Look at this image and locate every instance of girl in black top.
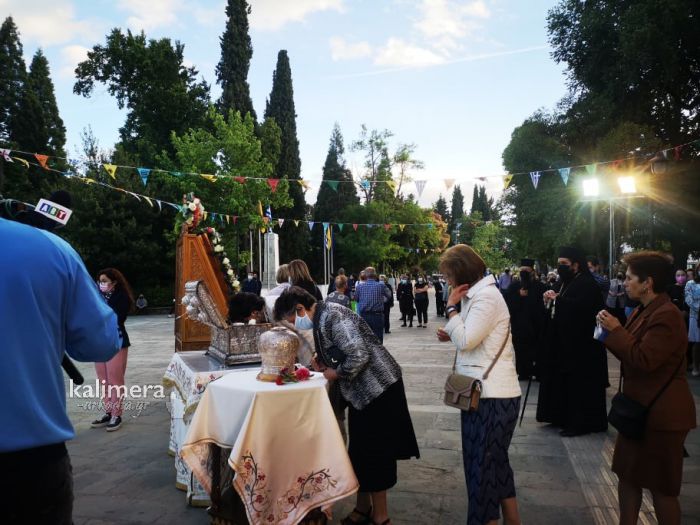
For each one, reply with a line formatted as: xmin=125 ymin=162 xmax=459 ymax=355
xmin=91 ymin=268 xmax=135 ymax=432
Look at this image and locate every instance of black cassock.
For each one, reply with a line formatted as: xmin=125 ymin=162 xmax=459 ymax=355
xmin=505 ymin=279 xmax=547 ymax=379
xmin=536 ymin=271 xmax=608 ymax=433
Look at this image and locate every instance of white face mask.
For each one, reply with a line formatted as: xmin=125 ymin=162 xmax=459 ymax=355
xmin=417 ymin=279 xmax=424 ymax=284
xmin=98 ymin=282 xmax=112 ymax=293
xmin=248 ymin=274 xmax=254 ymax=280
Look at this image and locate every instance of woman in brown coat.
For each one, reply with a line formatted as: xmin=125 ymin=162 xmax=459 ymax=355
xmin=597 ymin=251 xmax=696 ymax=525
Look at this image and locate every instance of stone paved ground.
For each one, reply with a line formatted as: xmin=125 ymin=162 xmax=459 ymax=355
xmin=66 ymin=307 xmax=700 ymax=524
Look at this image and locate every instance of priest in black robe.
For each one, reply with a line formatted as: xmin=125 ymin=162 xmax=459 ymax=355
xmin=505 ymin=258 xmax=548 ymax=379
xmin=536 ymin=246 xmax=609 ymax=437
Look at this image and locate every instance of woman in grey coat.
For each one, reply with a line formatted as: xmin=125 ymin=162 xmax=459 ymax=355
xmin=274 ymin=287 xmax=419 ymax=525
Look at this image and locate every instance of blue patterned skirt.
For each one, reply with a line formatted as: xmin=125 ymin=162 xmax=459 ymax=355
xmin=461 ymin=397 xmax=520 ymax=525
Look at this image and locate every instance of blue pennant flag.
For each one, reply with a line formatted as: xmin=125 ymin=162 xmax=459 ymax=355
xmin=322 ymin=222 xmax=329 ymax=232
xmin=137 ymin=167 xmax=151 ymax=186
xmin=308 ymin=221 xmax=315 ymax=231
xmin=558 ymin=167 xmax=570 ymax=186
xmin=361 ymin=180 xmax=370 ymax=190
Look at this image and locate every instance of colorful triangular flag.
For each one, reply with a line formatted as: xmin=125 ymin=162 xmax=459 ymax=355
xmin=585 ymin=163 xmax=597 ymax=176
xmin=326 ymin=180 xmax=339 ymax=192
xmin=529 ymin=171 xmax=541 ymax=189
xmin=352 ymin=224 xmax=359 ymax=231
xmin=299 ymin=180 xmax=311 ymax=191
xmin=386 ymin=180 xmax=397 ymax=194
xmin=278 ymin=218 xmax=285 ymax=227
xmin=308 ymin=221 xmax=315 ymax=231
xmin=399 ymin=224 xmax=406 ymax=232
xmin=414 ymin=180 xmax=426 ymax=198
xmin=200 ymin=174 xmax=216 ymax=183
xmin=35 ymin=154 xmax=49 ymax=169
xmin=503 ymin=174 xmax=513 ymax=189
xmin=444 ymin=178 xmax=455 ymax=190
xmin=338 ymin=223 xmax=344 ymax=232
xmin=137 ymin=168 xmax=151 ymax=186
xmin=558 ymin=167 xmax=570 ymax=186
xmin=267 ymin=178 xmax=280 ymax=192
xmin=322 ymin=222 xmax=329 ymax=232
xmin=234 ymin=176 xmax=246 ymax=184
xmin=0 ymin=149 xmax=12 ymax=162
xmin=294 ymin=220 xmax=300 ymax=227
xmin=361 ymin=180 xmax=370 ymax=190
xmin=103 ymin=163 xmax=117 ymax=180
xmin=12 ymin=157 xmax=29 ymax=168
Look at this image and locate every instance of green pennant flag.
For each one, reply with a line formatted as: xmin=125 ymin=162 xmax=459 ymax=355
xmin=338 ymin=223 xmax=344 ymax=232
xmin=585 ymin=163 xmax=597 ymax=176
xmin=326 ymin=180 xmax=339 ymax=192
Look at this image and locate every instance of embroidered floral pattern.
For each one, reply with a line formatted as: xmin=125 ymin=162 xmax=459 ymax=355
xmin=235 ymin=451 xmax=337 ymax=524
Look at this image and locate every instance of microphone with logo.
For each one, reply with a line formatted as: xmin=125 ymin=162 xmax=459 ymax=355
xmin=15 ymin=190 xmax=85 ymax=385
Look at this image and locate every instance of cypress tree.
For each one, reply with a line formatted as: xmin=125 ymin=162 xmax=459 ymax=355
xmin=264 ymin=50 xmax=308 ymax=261
xmin=434 ymin=194 xmax=450 ymax=224
xmin=477 ymin=185 xmax=491 ymax=220
xmin=0 ymin=17 xmax=27 ymax=144
xmin=216 ymin=0 xmax=256 ymax=121
xmin=470 ymin=184 xmax=479 ymax=215
xmin=450 ymin=185 xmax=465 ymax=228
xmin=27 ymin=49 xmax=66 ymax=156
xmin=314 ymin=124 xmax=358 ymax=221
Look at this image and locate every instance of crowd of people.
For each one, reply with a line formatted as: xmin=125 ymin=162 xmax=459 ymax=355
xmin=3 ymin=200 xmax=698 ymax=525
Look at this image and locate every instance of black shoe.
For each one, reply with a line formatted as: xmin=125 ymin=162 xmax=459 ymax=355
xmin=106 ymin=416 xmax=122 ymax=432
xmin=91 ymin=413 xmax=111 ymax=428
xmin=409 ymin=323 xmax=413 ymax=327
xmin=385 ymin=331 xmax=391 ymax=334
xmin=401 ymin=323 xmax=406 ymax=327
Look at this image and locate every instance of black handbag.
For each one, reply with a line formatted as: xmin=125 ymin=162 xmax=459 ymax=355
xmin=608 ymin=357 xmax=683 ymax=440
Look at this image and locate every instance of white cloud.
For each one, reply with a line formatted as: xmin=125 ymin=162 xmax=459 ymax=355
xmin=374 ymin=38 xmax=445 ymax=68
xmin=414 ymin=0 xmax=490 ymax=53
xmin=1 ymin=0 xmax=101 ymax=47
xmin=59 ymin=44 xmax=90 ymax=79
xmin=329 ymin=37 xmax=372 ymax=61
xmin=249 ymin=0 xmax=344 ymax=31
xmin=118 ymin=0 xmax=185 ymax=32
xmin=191 ymin=2 xmax=226 ymax=27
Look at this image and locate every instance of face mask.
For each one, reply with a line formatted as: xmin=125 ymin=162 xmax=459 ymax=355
xmin=676 ymin=275 xmax=687 ymax=285
xmin=294 ymin=310 xmax=314 ymax=330
xmin=98 ymin=282 xmax=112 ymax=293
xmin=519 ymin=271 xmax=531 ymax=284
xmin=558 ymin=264 xmax=573 ymax=282
xmin=401 ymin=279 xmax=407 ymax=284
xmin=417 ymin=279 xmax=424 ymax=284
xmin=248 ymin=274 xmax=254 ymax=280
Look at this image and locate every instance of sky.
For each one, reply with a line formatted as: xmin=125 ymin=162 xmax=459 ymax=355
xmin=2 ymin=0 xmax=569 ymax=210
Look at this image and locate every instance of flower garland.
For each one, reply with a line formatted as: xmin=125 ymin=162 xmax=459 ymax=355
xmin=207 ymin=226 xmax=240 ymax=292
xmin=181 ymin=192 xmax=205 ymax=229
xmin=275 ymin=365 xmax=311 ymax=386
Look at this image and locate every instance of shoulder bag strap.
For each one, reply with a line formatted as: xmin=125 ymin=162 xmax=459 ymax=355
xmin=482 ymin=321 xmax=511 ymax=380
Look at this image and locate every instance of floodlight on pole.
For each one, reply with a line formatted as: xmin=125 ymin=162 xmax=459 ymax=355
xmin=617 ymin=176 xmax=637 ymax=194
xmin=582 ymin=178 xmax=600 ymax=197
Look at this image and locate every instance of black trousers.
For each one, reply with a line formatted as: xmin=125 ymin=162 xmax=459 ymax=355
xmin=436 ymin=297 xmax=445 ymax=316
xmin=0 ymin=443 xmax=73 ymax=525
xmin=415 ymin=298 xmax=428 ymax=324
xmin=384 ymin=304 xmax=392 ymax=333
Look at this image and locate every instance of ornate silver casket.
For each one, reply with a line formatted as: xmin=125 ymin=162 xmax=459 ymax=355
xmin=181 ymin=280 xmax=270 ymax=366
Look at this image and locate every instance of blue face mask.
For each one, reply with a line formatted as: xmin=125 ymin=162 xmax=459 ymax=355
xmin=294 ymin=310 xmax=314 ymax=330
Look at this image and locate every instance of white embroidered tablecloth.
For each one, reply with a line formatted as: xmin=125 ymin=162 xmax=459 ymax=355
xmin=162 ymin=351 xmax=258 ymax=505
xmin=181 ymin=370 xmax=358 ymax=525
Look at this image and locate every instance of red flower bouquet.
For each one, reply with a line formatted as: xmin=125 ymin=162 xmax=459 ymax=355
xmin=275 ymin=365 xmax=311 ymax=385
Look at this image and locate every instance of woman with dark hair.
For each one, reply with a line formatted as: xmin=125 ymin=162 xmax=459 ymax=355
xmin=287 ymin=259 xmax=323 ymax=300
xmin=273 ymin=287 xmax=419 ymax=525
xmin=686 ymin=262 xmax=700 ymax=376
xmin=597 ymin=251 xmax=695 ymax=524
xmin=228 ymin=292 xmax=267 ymax=323
xmin=91 ymin=268 xmax=135 ymax=432
xmin=436 ymin=244 xmax=521 ymax=525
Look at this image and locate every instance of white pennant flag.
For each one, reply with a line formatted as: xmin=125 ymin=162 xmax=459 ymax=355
xmin=278 ymin=218 xmax=285 ymax=227
xmin=444 ymin=178 xmax=455 ymax=190
xmin=0 ymin=149 xmax=13 ymax=162
xmin=414 ymin=180 xmax=426 ymax=198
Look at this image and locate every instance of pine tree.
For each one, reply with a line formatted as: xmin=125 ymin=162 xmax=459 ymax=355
xmin=264 ymin=50 xmax=308 ymax=261
xmin=433 ymin=194 xmax=450 ymax=224
xmin=314 ymin=124 xmax=358 ymax=221
xmin=450 ymin=185 xmax=465 ymax=232
xmin=216 ymin=0 xmax=256 ymax=121
xmin=477 ymin=185 xmax=491 ymax=221
xmin=27 ymin=49 xmax=66 ymax=156
xmin=470 ymin=185 xmax=479 ymax=215
xmin=0 ymin=17 xmax=26 ymax=144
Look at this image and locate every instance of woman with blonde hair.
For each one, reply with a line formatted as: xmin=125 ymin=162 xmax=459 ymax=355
xmin=436 ymin=244 xmax=521 ymax=525
xmin=287 ymin=259 xmax=323 ymax=300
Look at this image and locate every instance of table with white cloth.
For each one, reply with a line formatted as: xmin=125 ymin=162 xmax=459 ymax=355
xmin=181 ymin=369 xmax=359 ymax=525
xmin=162 ymin=351 xmax=258 ymax=506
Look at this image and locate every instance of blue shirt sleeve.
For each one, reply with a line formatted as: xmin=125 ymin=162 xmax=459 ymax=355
xmin=64 ymin=250 xmax=122 ymax=362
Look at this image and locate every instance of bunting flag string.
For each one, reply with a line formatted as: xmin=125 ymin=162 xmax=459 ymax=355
xmin=503 ymin=174 xmax=513 ymax=189
xmin=137 ymin=167 xmax=150 ymax=186
xmin=325 ymin=180 xmax=339 ymax=192
xmin=103 ymin=163 xmax=117 ymax=180
xmin=414 ymin=180 xmax=426 ymax=198
xmin=529 ymin=171 xmax=541 ymax=190
xmin=35 ymin=154 xmax=49 ymax=170
xmin=267 ymin=178 xmax=280 ymax=192
xmin=558 ymin=167 xmax=570 ymax=186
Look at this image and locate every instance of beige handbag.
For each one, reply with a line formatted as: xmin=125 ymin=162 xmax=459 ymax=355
xmin=444 ymin=321 xmax=510 ymax=412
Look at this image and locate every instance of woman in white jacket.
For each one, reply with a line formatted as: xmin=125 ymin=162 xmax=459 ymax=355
xmin=436 ymin=244 xmax=522 ymax=525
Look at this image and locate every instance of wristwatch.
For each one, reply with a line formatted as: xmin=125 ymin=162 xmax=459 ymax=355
xmin=445 ymin=305 xmax=458 ymax=316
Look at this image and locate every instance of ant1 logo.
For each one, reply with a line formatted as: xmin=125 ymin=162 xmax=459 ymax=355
xmin=35 ymin=198 xmax=72 ymax=225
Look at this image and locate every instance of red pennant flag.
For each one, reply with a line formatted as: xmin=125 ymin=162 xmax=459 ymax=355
xmin=267 ymin=178 xmax=280 ymax=192
xmin=384 ymin=224 xmax=392 ymax=231
xmin=612 ymin=159 xmax=623 ymax=170
xmin=234 ymin=176 xmax=246 ymax=184
xmin=233 ymin=216 xmax=238 ymax=225
xmin=352 ymin=224 xmax=359 ymax=231
xmin=35 ymin=154 xmax=49 ymax=169
xmin=674 ymin=146 xmax=683 ymax=161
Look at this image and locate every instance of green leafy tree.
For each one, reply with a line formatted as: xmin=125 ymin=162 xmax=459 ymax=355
xmin=0 ymin=17 xmax=26 ymax=144
xmin=264 ymin=50 xmax=308 ymax=261
xmin=393 ymin=143 xmax=424 ymax=197
xmin=216 ymin=0 xmax=256 ymax=121
xmin=314 ymin=124 xmax=358 ymax=222
xmin=351 ymin=125 xmax=394 ymax=203
xmin=74 ymin=28 xmax=210 ymax=165
xmin=28 ymin=50 xmax=66 ymax=157
xmin=471 ymin=221 xmax=511 ymax=272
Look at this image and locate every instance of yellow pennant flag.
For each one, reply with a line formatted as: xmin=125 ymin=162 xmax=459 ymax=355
xmin=399 ymin=224 xmax=406 ymax=232
xmin=84 ymin=177 xmax=96 ymax=184
xmin=200 ymin=174 xmax=217 ymax=183
xmin=103 ymin=163 xmax=117 ymax=180
xmin=386 ymin=180 xmax=397 ymax=194
xmin=503 ymin=174 xmax=514 ymax=189
xmin=298 ymin=180 xmax=311 ymax=191
xmin=143 ymin=196 xmax=154 ymax=207
xmin=257 ymin=201 xmax=263 ymax=217
xmin=11 ymin=157 xmax=29 ymax=169
xmin=225 ymin=215 xmax=230 ymax=224
xmin=294 ymin=220 xmax=300 ymax=227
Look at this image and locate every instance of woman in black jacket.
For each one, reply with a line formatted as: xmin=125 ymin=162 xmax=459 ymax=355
xmin=288 ymin=259 xmax=323 ymax=300
xmin=91 ymin=268 xmax=135 ymax=432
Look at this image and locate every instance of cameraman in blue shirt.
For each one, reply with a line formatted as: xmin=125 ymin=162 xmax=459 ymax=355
xmin=0 ymin=217 xmax=121 ymax=524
